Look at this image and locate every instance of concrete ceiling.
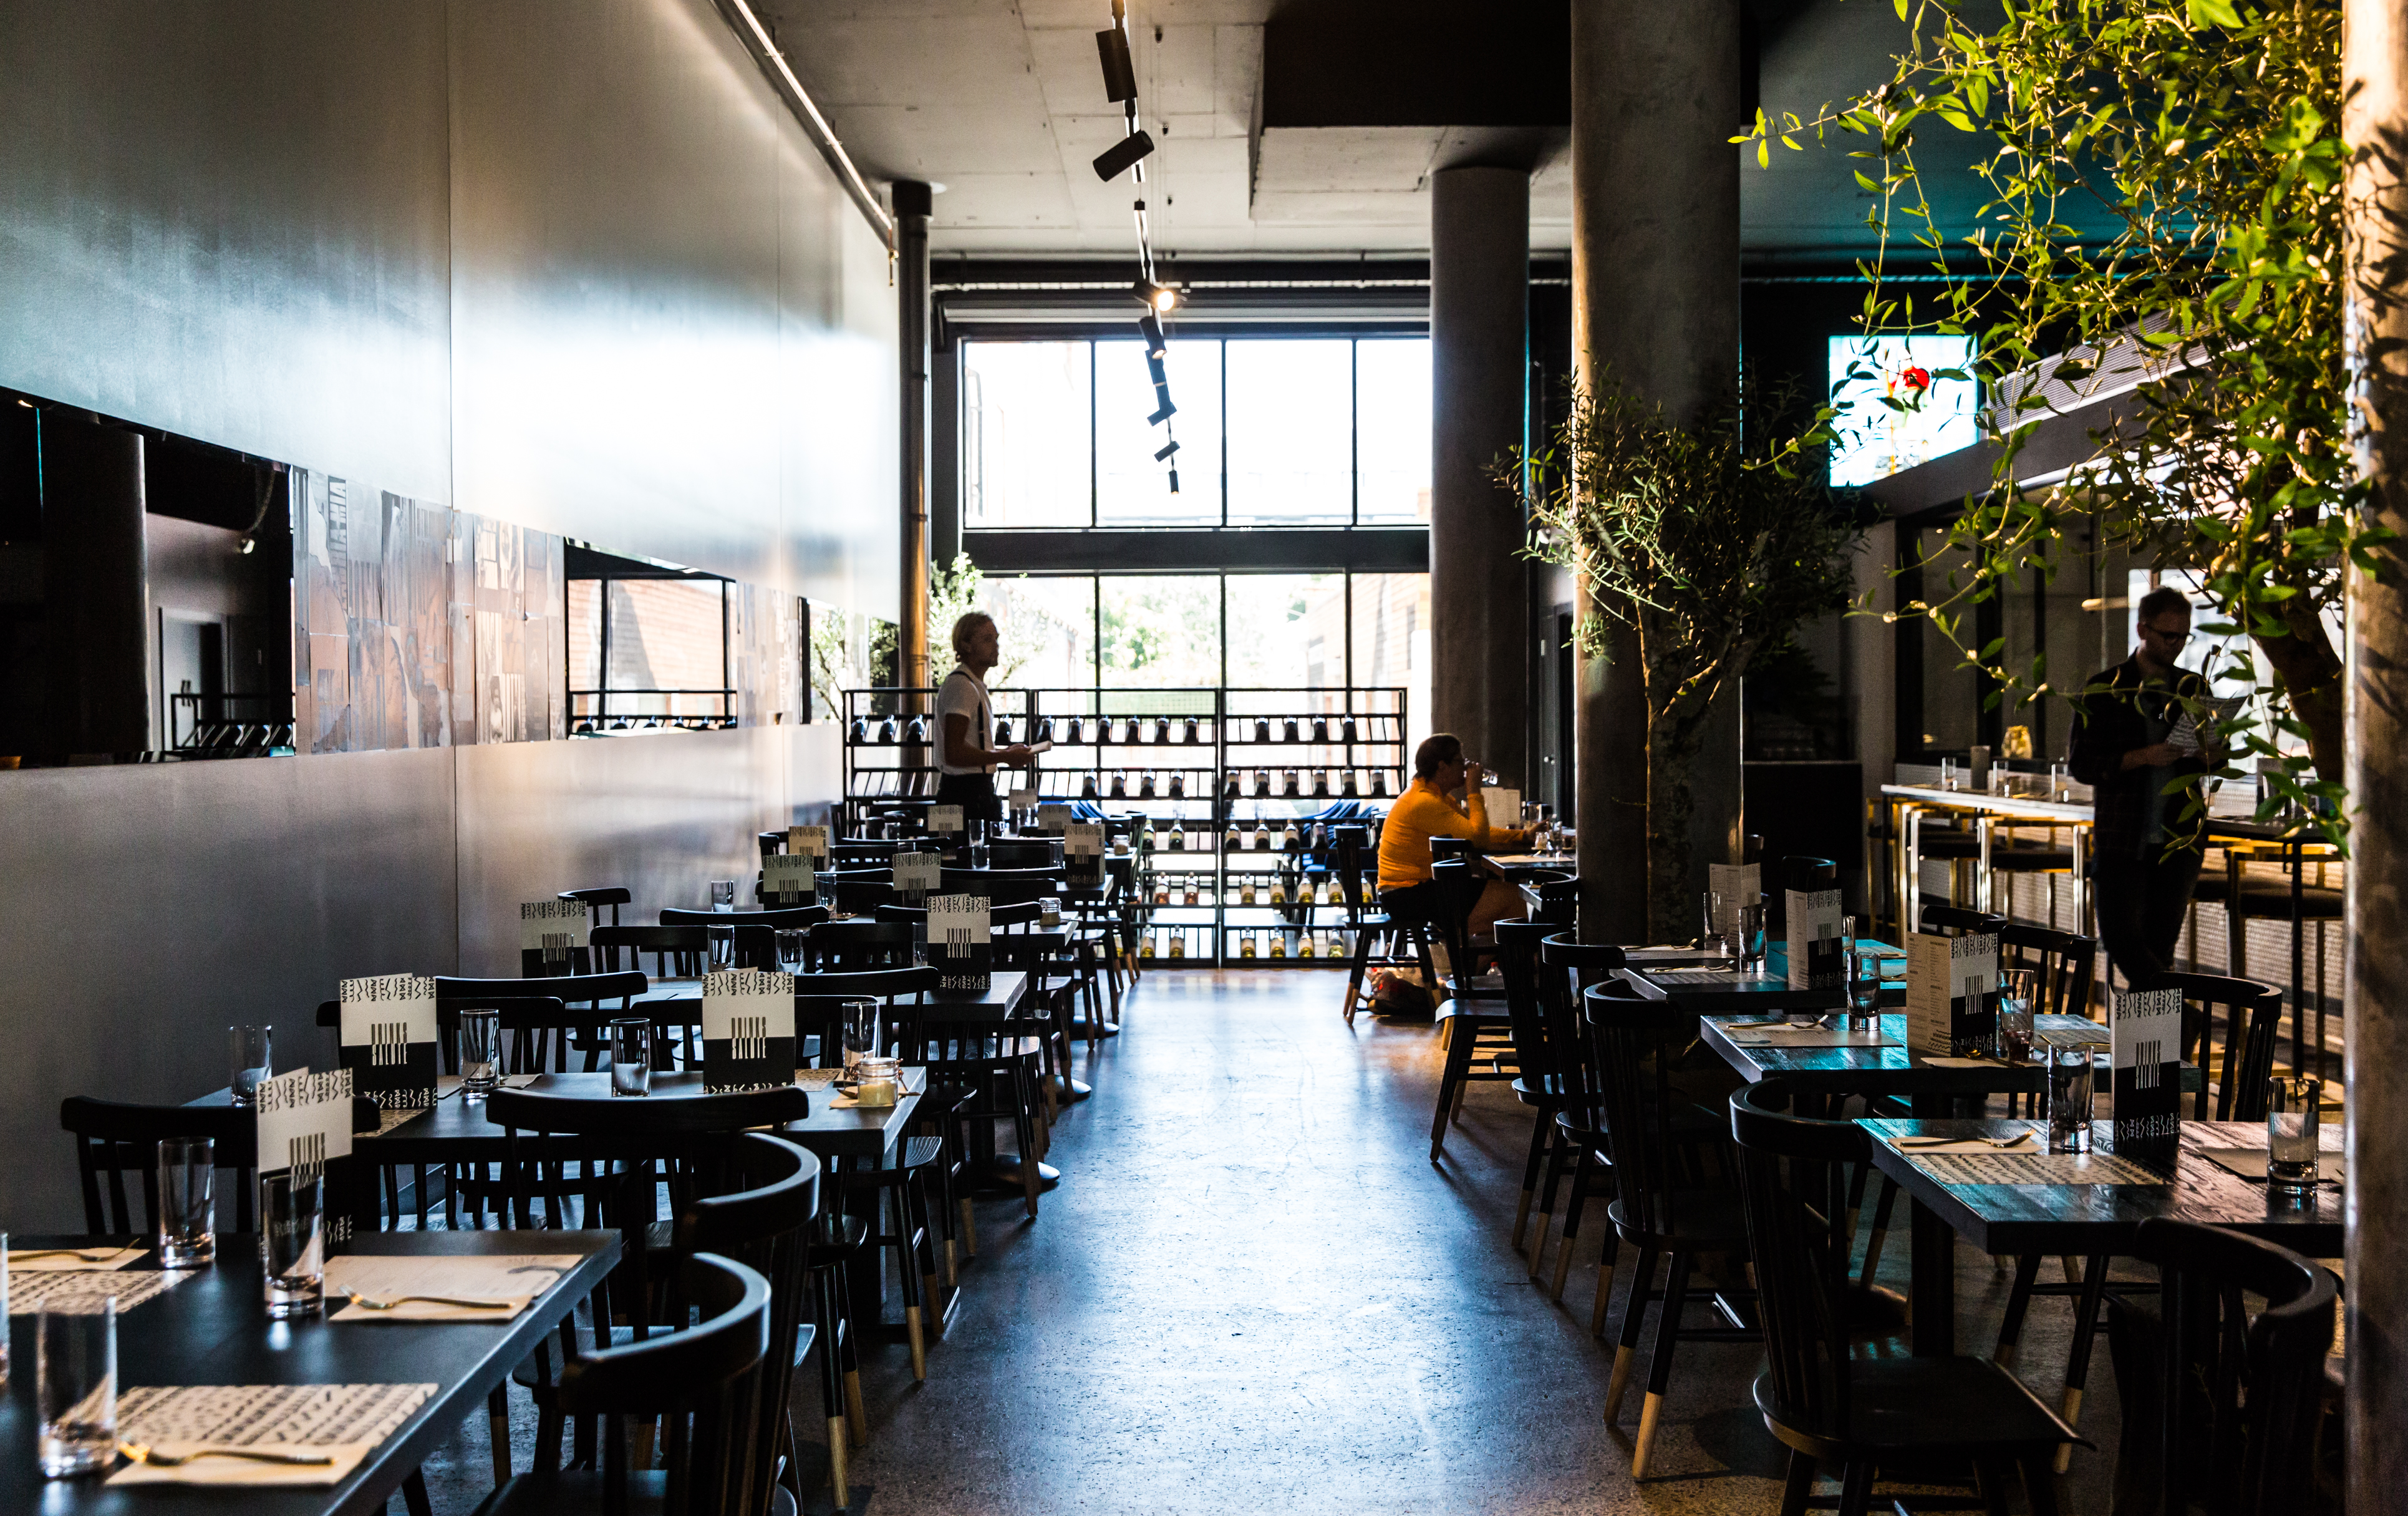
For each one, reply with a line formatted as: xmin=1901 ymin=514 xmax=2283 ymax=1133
xmin=757 ymin=0 xmax=1996 ymax=260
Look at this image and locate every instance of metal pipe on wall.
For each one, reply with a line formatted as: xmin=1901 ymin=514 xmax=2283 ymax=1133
xmin=897 ymin=180 xmax=933 ymax=694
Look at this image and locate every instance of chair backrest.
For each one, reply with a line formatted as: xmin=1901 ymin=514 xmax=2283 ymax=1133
xmin=488 ymin=1084 xmax=808 ymax=1140
xmin=989 ymin=838 xmax=1057 ymax=869
xmin=806 ymin=920 xmax=917 ymax=969
xmin=813 ymin=868 xmax=897 ymax=915
xmin=1727 ymin=1079 xmax=1867 ymax=1446
xmin=59 ymin=1097 xmax=261 ymax=1235
xmin=793 ymin=966 xmax=938 ymax=1066
xmin=550 ymin=1252 xmax=773 ymax=1516
xmin=1427 ymin=858 xmax=1486 ymax=991
xmin=1582 ymin=982 xmax=1715 ymax=1238
xmin=1491 ymin=919 xmax=1555 ymax=1079
xmin=592 ymin=925 xmax=707 ymax=979
xmin=939 ymin=865 xmax=1060 ymax=907
xmin=1919 ymin=903 xmax=2009 ymax=936
xmin=2127 ymin=1217 xmax=2338 ymax=1516
xmin=1330 ymin=825 xmax=1375 ymax=920
xmin=559 ymin=887 xmax=631 ymax=928
xmin=440 ymin=971 xmax=649 ymax=1007
xmin=659 ymin=906 xmax=828 ymax=931
xmin=1537 ymin=933 xmax=1628 ymax=1129
xmin=1999 ymin=921 xmax=2097 ymax=1020
xmin=2159 ymin=972 xmax=2283 ymax=1120
xmin=874 ymin=900 xmax=1044 ymax=931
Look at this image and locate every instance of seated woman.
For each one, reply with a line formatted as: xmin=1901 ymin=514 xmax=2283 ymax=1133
xmin=1376 ymin=732 xmax=1530 ymax=942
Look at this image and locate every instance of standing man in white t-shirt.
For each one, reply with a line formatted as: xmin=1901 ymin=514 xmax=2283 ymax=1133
xmin=936 ymin=611 xmax=1033 ymax=824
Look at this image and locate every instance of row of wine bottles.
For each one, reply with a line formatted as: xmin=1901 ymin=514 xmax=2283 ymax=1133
xmin=846 ymin=714 xmax=1378 ymax=747
xmin=1066 ymin=769 xmax=1393 ymax=801
xmin=1139 ymin=928 xmax=1350 ymax=960
xmin=1148 ymin=875 xmax=1354 ymax=907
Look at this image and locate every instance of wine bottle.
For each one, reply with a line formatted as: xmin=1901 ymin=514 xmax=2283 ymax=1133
xmin=1283 ymin=769 xmax=1302 ymax=798
xmin=879 ymin=715 xmax=899 ymax=744
xmin=1038 ymin=716 xmax=1057 ymax=742
xmin=1240 ymin=933 xmax=1257 ymax=958
xmin=1342 ymin=717 xmax=1358 ymax=743
xmin=1111 ymin=771 xmax=1128 ymax=799
xmin=1343 ymin=769 xmax=1360 ymax=797
xmin=1282 ymin=820 xmax=1300 ymax=852
xmin=1156 ymin=717 xmax=1173 ymax=744
xmin=1254 ymin=717 xmax=1271 ymax=744
xmin=1268 ymin=880 xmax=1286 ymax=906
xmin=849 ymin=716 xmax=868 ymax=744
xmin=996 ymin=717 xmax=1012 ymax=745
xmin=1270 ymin=932 xmax=1287 ymax=958
xmin=1168 ymin=826 xmax=1184 ymax=850
xmin=1283 ymin=717 xmax=1300 ymax=744
xmin=1225 ymin=822 xmax=1242 ymax=852
xmin=1082 ymin=773 xmax=1100 ymax=799
xmin=1169 ymin=933 xmax=1186 ymax=958
xmin=1224 ymin=771 xmax=1240 ymax=799
xmin=1169 ymin=772 xmax=1186 ymax=799
xmin=1139 ymin=771 xmax=1157 ymax=798
xmin=1372 ymin=770 xmax=1390 ymax=797
xmin=1182 ymin=717 xmax=1199 ymax=744
xmin=1141 ymin=930 xmax=1157 ymax=959
xmin=1312 ymin=716 xmax=1329 ymax=743
xmin=1241 ymin=880 xmax=1257 ymax=905
xmin=1066 ymin=716 xmax=1083 ymax=745
xmin=904 ymin=715 xmax=927 ymax=744
xmin=1313 ymin=770 xmax=1331 ymax=798
xmin=1300 ymin=934 xmax=1317 ymax=959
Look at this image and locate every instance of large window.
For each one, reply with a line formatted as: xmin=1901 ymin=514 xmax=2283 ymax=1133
xmin=567 ymin=573 xmax=733 ymax=728
xmin=1829 ymin=335 xmax=1977 ymax=487
xmin=962 ymin=334 xmax=1431 ymax=528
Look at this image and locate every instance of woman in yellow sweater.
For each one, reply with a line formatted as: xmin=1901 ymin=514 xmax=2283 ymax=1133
xmin=1376 ymin=732 xmax=1529 ymax=940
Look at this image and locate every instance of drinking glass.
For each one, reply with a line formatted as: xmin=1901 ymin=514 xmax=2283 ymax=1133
xmin=707 ymin=923 xmax=736 ymax=972
xmin=36 ymin=1299 xmax=115 ymax=1477
xmin=841 ymin=998 xmax=880 ymax=1079
xmin=1700 ymin=890 xmax=1728 ymax=956
xmin=2049 ymin=761 xmax=2069 ymax=800
xmin=710 ymin=880 xmax=737 ymax=913
xmin=775 ymin=928 xmax=807 ymax=973
xmin=157 ymin=1135 xmax=216 ymax=1268
xmin=1940 ymin=757 xmax=1960 ymax=792
xmin=228 ymin=1024 xmax=273 ymax=1108
xmin=458 ymin=1008 xmax=501 ymax=1098
xmin=1999 ymin=971 xmax=2037 ymax=1066
xmin=610 ymin=1018 xmax=652 ymax=1097
xmin=1737 ymin=903 xmax=1767 ymax=975
xmin=1040 ymin=896 xmax=1062 ymax=928
xmin=259 ymin=1172 xmax=325 ymax=1318
xmin=2045 ymin=1041 xmax=2096 ymax=1153
xmin=2267 ymin=1075 xmax=2324 ymax=1195
xmin=1844 ymin=919 xmax=1882 ymax=1034
xmin=854 ymin=1054 xmax=901 ymax=1108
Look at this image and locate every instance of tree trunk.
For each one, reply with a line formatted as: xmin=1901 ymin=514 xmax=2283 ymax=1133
xmin=2251 ymin=612 xmax=2347 ymax=785
xmin=1646 ymin=708 xmax=1704 ymax=945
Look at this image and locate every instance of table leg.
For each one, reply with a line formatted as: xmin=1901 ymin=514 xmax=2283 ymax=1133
xmin=843 ymin=1159 xmax=886 ymax=1319
xmin=1910 ymin=1198 xmax=1956 ymax=1357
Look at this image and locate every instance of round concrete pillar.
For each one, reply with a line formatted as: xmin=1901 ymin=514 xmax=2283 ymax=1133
xmin=40 ymin=412 xmax=150 ymax=759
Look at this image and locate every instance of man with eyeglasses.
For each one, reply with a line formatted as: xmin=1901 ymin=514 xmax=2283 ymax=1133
xmin=2069 ymin=585 xmax=2212 ymax=989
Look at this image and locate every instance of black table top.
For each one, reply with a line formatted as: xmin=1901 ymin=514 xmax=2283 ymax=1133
xmin=0 ymin=1229 xmax=616 ymax=1516
xmin=639 ymin=970 xmax=1029 ymax=1023
xmin=1696 ymin=1011 xmax=2119 ymax=1097
xmin=1861 ymin=1117 xmax=2344 ymax=1258
xmin=1622 ymin=964 xmax=1906 ymax=1016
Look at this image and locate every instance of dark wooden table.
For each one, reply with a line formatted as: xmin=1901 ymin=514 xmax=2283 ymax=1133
xmin=0 ymin=1229 xmax=616 ymax=1516
xmin=1861 ymin=1116 xmax=2344 ymax=1356
xmin=1694 ymin=1011 xmax=2142 ymax=1107
xmin=639 ymin=971 xmax=1028 ymax=1024
xmin=1623 ymin=960 xmax=1906 ymax=1016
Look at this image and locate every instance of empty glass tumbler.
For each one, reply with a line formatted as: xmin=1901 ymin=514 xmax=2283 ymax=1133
xmin=610 ymin=1018 xmax=652 ymax=1097
xmin=259 ymin=1171 xmax=326 ymax=1318
xmin=2267 ymin=1076 xmax=2324 ymax=1195
xmin=707 ymin=923 xmax=736 ymax=972
xmin=775 ymin=928 xmax=807 ymax=973
xmin=458 ymin=1008 xmax=501 ymax=1098
xmin=157 ymin=1135 xmax=216 ymax=1268
xmin=1842 ymin=918 xmax=1881 ymax=1033
xmin=36 ymin=1298 xmax=115 ymax=1477
xmin=710 ymin=880 xmax=737 ymax=913
xmin=2045 ymin=1041 xmax=2096 ymax=1154
xmin=1738 ymin=903 xmax=1768 ymax=975
xmin=228 ymin=1025 xmax=273 ymax=1108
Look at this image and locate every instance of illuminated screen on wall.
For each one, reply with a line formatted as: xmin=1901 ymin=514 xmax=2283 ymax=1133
xmin=1827 ymin=336 xmax=1976 ymax=486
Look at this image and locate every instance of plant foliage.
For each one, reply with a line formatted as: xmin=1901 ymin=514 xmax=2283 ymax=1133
xmin=1743 ymin=0 xmax=2377 ymax=843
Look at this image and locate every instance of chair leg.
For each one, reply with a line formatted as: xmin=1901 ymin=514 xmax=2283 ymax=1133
xmin=400 ymin=1469 xmax=433 ymax=1516
xmin=1972 ymin=1455 xmax=2013 ymax=1516
xmin=1631 ymin=1250 xmax=1691 ymax=1478
xmin=1511 ymin=1107 xmax=1550 ymax=1250
xmin=1779 ymin=1448 xmax=1817 ymax=1516
xmin=1835 ymin=1459 xmax=1877 ymax=1516
xmin=486 ymin=1385 xmax=511 ymax=1485
xmin=1857 ymin=1175 xmax=1901 ymax=1288
xmin=1603 ymin=1245 xmax=1656 ymax=1423
xmin=892 ymin=1187 xmax=927 ymax=1384
xmin=911 ymin=1170 xmax=944 ymax=1339
xmin=2053 ymin=1253 xmax=2113 ymax=1473
xmin=1555 ymin=1147 xmax=1593 ymax=1306
xmin=1428 ymin=1018 xmax=1474 ymax=1161
xmin=2021 ymin=1450 xmax=2064 ymax=1516
xmin=1994 ymin=1251 xmax=2043 ymax=1367
xmin=1011 ymin=1064 xmax=1042 ymax=1219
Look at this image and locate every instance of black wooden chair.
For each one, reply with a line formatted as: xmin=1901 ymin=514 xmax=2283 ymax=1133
xmin=1527 ymin=935 xmax=1630 ymax=1323
xmin=806 ymin=920 xmax=917 ymax=970
xmin=59 ymin=1097 xmax=259 ymax=1234
xmin=1426 ymin=858 xmax=1516 ymax=1160
xmin=2107 ymin=1217 xmax=2338 ymax=1516
xmin=557 ymin=886 xmax=632 ymax=928
xmin=1585 ymin=984 xmax=1759 ymax=1475
xmin=1999 ymin=922 xmax=2097 ymax=1021
xmin=592 ymin=925 xmax=706 ymax=980
xmin=469 ymin=1254 xmax=773 ymax=1516
xmin=1491 ymin=919 xmax=1560 ymax=1250
xmin=1333 ymin=824 xmax=1429 ymax=1019
xmin=1730 ymin=1079 xmax=2082 ymax=1515
xmin=1920 ymin=903 xmax=2009 ymax=937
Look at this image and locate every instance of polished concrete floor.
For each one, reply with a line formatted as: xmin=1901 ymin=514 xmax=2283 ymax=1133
xmin=422 ymin=967 xmax=2127 ymax=1514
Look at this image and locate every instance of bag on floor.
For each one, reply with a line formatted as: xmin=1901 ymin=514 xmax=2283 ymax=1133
xmin=1365 ymin=966 xmax=1436 ymax=1019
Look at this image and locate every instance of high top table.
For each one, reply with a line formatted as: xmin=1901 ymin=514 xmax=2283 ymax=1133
xmin=1880 ymin=783 xmax=2094 ymax=936
xmin=0 ymin=1230 xmax=617 ymax=1516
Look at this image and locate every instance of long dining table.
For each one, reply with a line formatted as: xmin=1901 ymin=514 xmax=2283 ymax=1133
xmin=0 ymin=1228 xmax=617 ymax=1516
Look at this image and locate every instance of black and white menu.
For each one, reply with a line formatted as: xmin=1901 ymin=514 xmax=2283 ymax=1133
xmin=1038 ymin=804 xmax=1072 ymax=835
xmin=701 ymin=969 xmax=797 ymax=1092
xmin=336 ymin=974 xmax=438 ymax=1110
xmin=519 ymin=900 xmax=589 ymax=973
xmin=256 ymin=1068 xmax=357 ymax=1245
xmin=1905 ymin=931 xmax=1998 ymax=1056
xmin=929 ymin=804 xmax=965 ymax=842
xmin=786 ymin=825 xmax=831 ymax=868
xmin=2111 ymin=986 xmax=2183 ymax=1155
xmin=763 ymin=852 xmax=815 ymax=905
xmin=1784 ymin=887 xmax=1845 ymax=990
xmin=929 ymin=892 xmax=992 ymax=990
xmin=1065 ymin=822 xmax=1104 ymax=888
xmin=1708 ymin=863 xmax=1759 ymax=940
xmin=893 ymin=849 xmax=941 ymax=905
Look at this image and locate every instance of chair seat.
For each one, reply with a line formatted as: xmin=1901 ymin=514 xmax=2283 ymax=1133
xmin=1608 ymin=1188 xmax=1751 ymax=1251
xmin=1755 ymin=1355 xmax=2081 ymax=1457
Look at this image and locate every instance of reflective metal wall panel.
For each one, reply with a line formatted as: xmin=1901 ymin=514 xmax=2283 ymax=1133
xmin=0 ymin=751 xmax=459 ymax=1228
xmin=0 ymin=2 xmax=452 ymax=500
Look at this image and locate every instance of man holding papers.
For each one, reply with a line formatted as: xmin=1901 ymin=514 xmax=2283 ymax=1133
xmin=936 ymin=612 xmax=1037 ymax=824
xmin=2069 ymin=586 xmax=2214 ymax=989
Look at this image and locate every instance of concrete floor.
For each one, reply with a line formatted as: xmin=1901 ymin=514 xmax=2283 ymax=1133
xmin=418 ymin=967 xmax=2127 ymax=1514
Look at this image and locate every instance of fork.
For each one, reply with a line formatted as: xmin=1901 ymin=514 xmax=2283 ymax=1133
xmin=9 ymin=1247 xmax=123 ymax=1261
xmin=344 ymin=1291 xmax=515 ymax=1311
xmin=118 ymin=1441 xmax=336 ymax=1467
xmin=1897 ymin=1132 xmax=2035 ymax=1150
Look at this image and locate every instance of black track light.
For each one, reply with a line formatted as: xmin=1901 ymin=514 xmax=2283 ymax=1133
xmin=1146 ymin=351 xmax=1168 ymax=387
xmin=1093 ymin=130 xmax=1154 ymax=183
xmin=1168 ymin=467 xmax=1181 ymax=494
xmin=1138 ymin=310 xmax=1166 ymax=356
xmin=1148 ymin=390 xmax=1177 ymax=425
xmin=1154 ymin=440 xmax=1180 ymax=462
xmin=1096 ymin=26 xmax=1136 ymax=102
xmin=1132 ymin=278 xmax=1180 ymax=313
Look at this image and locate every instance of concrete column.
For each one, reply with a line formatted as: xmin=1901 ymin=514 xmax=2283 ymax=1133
xmin=1570 ymin=0 xmax=1742 ymax=940
xmin=40 ymin=412 xmax=150 ymax=759
xmin=1429 ymin=165 xmax=1530 ymax=790
xmin=896 ymin=180 xmax=933 ymax=694
xmin=2343 ymin=2 xmax=2408 ymax=1499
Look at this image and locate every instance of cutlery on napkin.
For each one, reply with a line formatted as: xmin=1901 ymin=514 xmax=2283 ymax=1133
xmin=107 ymin=1442 xmax=369 ymax=1487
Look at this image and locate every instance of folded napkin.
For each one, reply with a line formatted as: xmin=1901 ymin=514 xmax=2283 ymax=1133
xmin=6 ymin=1246 xmax=145 ymax=1271
xmin=108 ymin=1442 xmax=370 ymax=1488
xmin=324 ymin=1255 xmax=572 ymax=1323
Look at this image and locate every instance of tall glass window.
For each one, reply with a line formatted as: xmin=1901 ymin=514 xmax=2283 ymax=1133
xmin=962 ymin=341 xmax=1092 ymax=526
xmin=1100 ymin=576 xmax=1222 ymax=691
xmin=1224 ymin=339 xmax=1354 ymax=524
xmin=1355 ymin=338 xmax=1435 ymax=523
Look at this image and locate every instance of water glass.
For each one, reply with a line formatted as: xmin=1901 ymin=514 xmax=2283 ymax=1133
xmin=458 ymin=1008 xmax=501 ymax=1098
xmin=259 ymin=1171 xmax=325 ymax=1318
xmin=2048 ymin=761 xmax=2069 ymax=801
xmin=1940 ymin=757 xmax=1960 ymax=792
xmin=228 ymin=1024 xmax=273 ymax=1108
xmin=1737 ymin=903 xmax=1767 ymax=975
xmin=1843 ymin=920 xmax=1882 ymax=1033
xmin=1040 ymin=896 xmax=1062 ymax=929
xmin=842 ymin=998 xmax=880 ymax=1077
xmin=36 ymin=1299 xmax=115 ymax=1477
xmin=2267 ymin=1076 xmax=2324 ymax=1195
xmin=1999 ymin=973 xmax=2036 ymax=1067
xmin=610 ymin=1018 xmax=652 ymax=1097
xmin=710 ymin=880 xmax=737 ymax=913
xmin=775 ymin=928 xmax=807 ymax=973
xmin=1700 ymin=890 xmax=1728 ymax=956
xmin=2045 ymin=1041 xmax=2095 ymax=1153
xmin=157 ymin=1135 xmax=216 ymax=1268
xmin=707 ymin=923 xmax=736 ymax=972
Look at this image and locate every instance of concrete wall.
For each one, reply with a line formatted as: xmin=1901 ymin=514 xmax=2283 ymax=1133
xmin=0 ymin=0 xmax=889 ymax=1227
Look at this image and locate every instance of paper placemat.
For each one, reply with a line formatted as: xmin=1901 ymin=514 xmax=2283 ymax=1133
xmin=435 ymin=1074 xmax=541 ymax=1100
xmin=1652 ymin=969 xmax=1762 ymax=986
xmin=9 ymin=1268 xmax=188 ymax=1315
xmin=324 ymin=1254 xmax=576 ymax=1323
xmin=1722 ymin=1024 xmax=1897 ymax=1048
xmin=1919 ymin=1056 xmax=2023 ymax=1069
xmin=793 ymin=1069 xmax=844 ymax=1089
xmin=1885 ymin=1134 xmax=2041 ymax=1155
xmin=2198 ymin=1147 xmax=2346 ymax=1185
xmin=6 ymin=1246 xmax=145 ymax=1271
xmin=106 ymin=1382 xmax=433 ymax=1488
xmin=1910 ymin=1149 xmax=2170 ymax=1186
